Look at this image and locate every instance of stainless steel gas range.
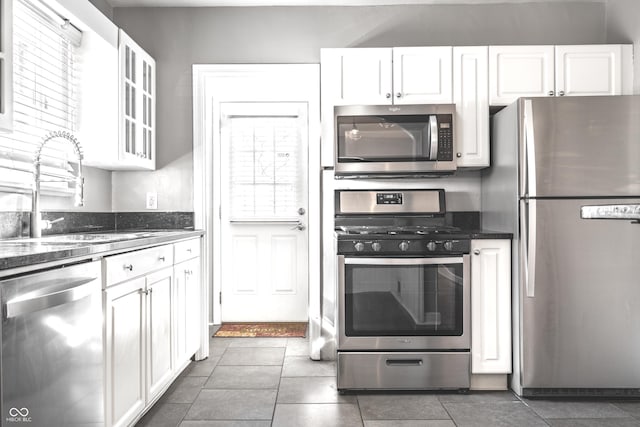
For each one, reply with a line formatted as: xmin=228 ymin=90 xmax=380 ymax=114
xmin=335 ymin=189 xmax=471 ymax=391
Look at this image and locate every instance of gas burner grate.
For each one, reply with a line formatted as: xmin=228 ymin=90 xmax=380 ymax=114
xmin=336 ymin=225 xmax=461 ymax=236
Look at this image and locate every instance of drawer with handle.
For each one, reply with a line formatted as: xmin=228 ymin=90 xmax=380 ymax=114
xmin=104 ymin=244 xmax=174 ymax=287
xmin=174 ymin=238 xmax=201 ymax=264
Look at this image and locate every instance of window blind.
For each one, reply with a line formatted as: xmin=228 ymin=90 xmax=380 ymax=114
xmin=0 ymin=0 xmax=82 ymax=195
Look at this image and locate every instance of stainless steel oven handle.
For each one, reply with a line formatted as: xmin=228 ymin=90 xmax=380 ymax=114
xmin=386 ymin=358 xmax=424 ymax=366
xmin=429 ymin=115 xmax=439 ymax=160
xmin=344 ymin=257 xmax=464 ymax=266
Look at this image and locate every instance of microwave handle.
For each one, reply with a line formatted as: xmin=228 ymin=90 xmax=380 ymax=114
xmin=429 ymin=115 xmax=439 ymax=160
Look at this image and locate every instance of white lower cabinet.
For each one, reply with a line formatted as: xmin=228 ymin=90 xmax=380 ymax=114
xmin=104 ymin=263 xmax=174 ymax=427
xmin=146 ymin=267 xmax=175 ymax=400
xmin=104 ymin=277 xmax=146 ymax=427
xmin=173 ymin=239 xmax=202 ymax=367
xmin=104 ymin=239 xmax=202 ymax=427
xmin=471 ymin=239 xmax=512 ymax=380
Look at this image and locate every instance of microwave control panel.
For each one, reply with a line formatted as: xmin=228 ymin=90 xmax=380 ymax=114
xmin=437 ymin=117 xmax=454 ymax=161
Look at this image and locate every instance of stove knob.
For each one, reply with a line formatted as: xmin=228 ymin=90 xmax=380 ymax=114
xmin=444 ymin=241 xmax=454 ymax=251
xmin=371 ymin=242 xmax=382 ymax=252
xmin=399 ymin=241 xmax=410 ymax=252
xmin=354 ymin=242 xmax=365 ymax=252
xmin=426 ymin=241 xmax=437 ymax=252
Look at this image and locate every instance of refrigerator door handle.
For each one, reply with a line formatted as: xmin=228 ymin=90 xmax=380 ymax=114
xmin=520 ymin=199 xmax=537 ymax=298
xmin=523 ymin=99 xmax=537 ymax=198
xmin=580 ymin=204 xmax=640 ymax=222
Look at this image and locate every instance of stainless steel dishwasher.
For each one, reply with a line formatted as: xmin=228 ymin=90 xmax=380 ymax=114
xmin=1 ymin=260 xmax=103 ymax=427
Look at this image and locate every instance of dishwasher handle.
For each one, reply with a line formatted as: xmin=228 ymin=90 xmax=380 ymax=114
xmin=5 ymin=277 xmax=97 ymax=319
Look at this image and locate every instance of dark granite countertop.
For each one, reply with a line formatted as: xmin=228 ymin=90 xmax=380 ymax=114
xmin=0 ymin=229 xmax=204 ymax=276
xmin=462 ymin=230 xmax=513 ymax=240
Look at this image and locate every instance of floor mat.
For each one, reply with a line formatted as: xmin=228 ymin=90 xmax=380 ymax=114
xmin=213 ymin=322 xmax=307 ymax=338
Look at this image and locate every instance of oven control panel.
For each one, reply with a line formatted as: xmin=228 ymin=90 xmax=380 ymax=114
xmin=337 ymin=238 xmax=470 ymax=255
xmin=376 ymin=193 xmax=403 ymax=205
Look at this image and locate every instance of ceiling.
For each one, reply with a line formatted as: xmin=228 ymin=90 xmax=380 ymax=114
xmin=106 ymin=0 xmax=601 ymax=8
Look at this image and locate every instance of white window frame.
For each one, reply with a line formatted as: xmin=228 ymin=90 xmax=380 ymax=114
xmin=0 ymin=0 xmax=82 ymax=196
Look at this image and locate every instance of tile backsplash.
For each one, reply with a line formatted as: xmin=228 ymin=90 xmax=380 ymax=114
xmin=0 ymin=211 xmax=195 ymax=239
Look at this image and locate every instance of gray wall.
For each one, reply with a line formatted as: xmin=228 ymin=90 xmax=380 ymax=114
xmin=606 ymin=0 xmax=640 ymax=94
xmin=112 ymin=2 xmax=609 ymax=212
xmin=89 ymin=0 xmax=114 ymax=21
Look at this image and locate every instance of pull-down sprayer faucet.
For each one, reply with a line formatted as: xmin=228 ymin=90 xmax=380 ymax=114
xmin=31 ymin=131 xmax=84 ymax=238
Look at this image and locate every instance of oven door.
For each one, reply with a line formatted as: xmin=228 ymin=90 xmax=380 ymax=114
xmin=338 ymin=255 xmax=470 ymax=351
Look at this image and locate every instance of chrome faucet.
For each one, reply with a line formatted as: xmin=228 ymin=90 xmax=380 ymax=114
xmin=31 ymin=131 xmax=84 ymax=238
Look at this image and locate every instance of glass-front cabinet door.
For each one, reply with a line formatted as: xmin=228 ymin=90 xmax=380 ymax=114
xmin=119 ymin=29 xmax=155 ymax=170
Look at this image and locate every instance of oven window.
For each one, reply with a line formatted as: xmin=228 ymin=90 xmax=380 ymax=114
xmin=336 ymin=115 xmax=431 ymax=162
xmin=344 ymin=261 xmax=464 ymax=336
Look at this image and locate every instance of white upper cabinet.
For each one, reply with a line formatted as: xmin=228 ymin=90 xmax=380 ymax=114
xmin=119 ymin=29 xmax=156 ymax=170
xmin=77 ymin=17 xmax=156 ymax=170
xmin=321 ymin=47 xmax=452 ymax=106
xmin=555 ymin=45 xmax=631 ymax=97
xmin=321 ymin=48 xmax=392 ymax=106
xmin=0 ymin=0 xmax=13 ymax=132
xmin=490 ymin=44 xmax=633 ymax=105
xmin=489 ymin=45 xmax=555 ymax=105
xmin=453 ymin=46 xmax=489 ymax=168
xmin=393 ymin=47 xmax=453 ymax=104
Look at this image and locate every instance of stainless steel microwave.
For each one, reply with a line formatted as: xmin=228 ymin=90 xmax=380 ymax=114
xmin=334 ymin=104 xmax=456 ymax=177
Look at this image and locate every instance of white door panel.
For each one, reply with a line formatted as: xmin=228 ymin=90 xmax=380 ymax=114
xmin=220 ymin=102 xmax=309 ymax=322
xmin=271 ymin=235 xmax=298 ymax=294
xmin=231 ymin=235 xmax=259 ymax=293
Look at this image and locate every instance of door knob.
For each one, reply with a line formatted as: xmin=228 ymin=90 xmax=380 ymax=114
xmin=291 ymin=221 xmax=306 ymax=231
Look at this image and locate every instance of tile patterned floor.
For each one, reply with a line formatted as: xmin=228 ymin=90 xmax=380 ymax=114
xmin=137 ymin=336 xmax=640 ymax=426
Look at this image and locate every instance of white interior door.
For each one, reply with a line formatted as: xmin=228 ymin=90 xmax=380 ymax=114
xmin=220 ymin=102 xmax=309 ymax=322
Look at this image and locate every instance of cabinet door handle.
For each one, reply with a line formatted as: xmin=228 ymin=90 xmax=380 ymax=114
xmin=159 ymin=256 xmax=166 ymax=262
xmin=385 ymin=93 xmax=391 ymax=99
xmin=473 ymin=249 xmax=481 ymax=255
xmin=123 ymin=264 xmax=134 ymax=271
xmin=548 ymin=90 xmax=555 ymax=96
xmin=558 ymin=90 xmax=565 ymax=96
xmin=396 ymin=92 xmax=402 ymax=98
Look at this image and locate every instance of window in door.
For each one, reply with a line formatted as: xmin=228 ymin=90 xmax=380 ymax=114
xmin=223 ymin=104 xmax=304 ymax=222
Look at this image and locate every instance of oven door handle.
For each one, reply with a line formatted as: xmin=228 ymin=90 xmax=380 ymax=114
xmin=344 ymin=257 xmax=464 ymax=266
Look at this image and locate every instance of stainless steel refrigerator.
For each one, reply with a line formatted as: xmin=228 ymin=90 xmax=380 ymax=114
xmin=482 ymin=95 xmax=640 ymax=397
